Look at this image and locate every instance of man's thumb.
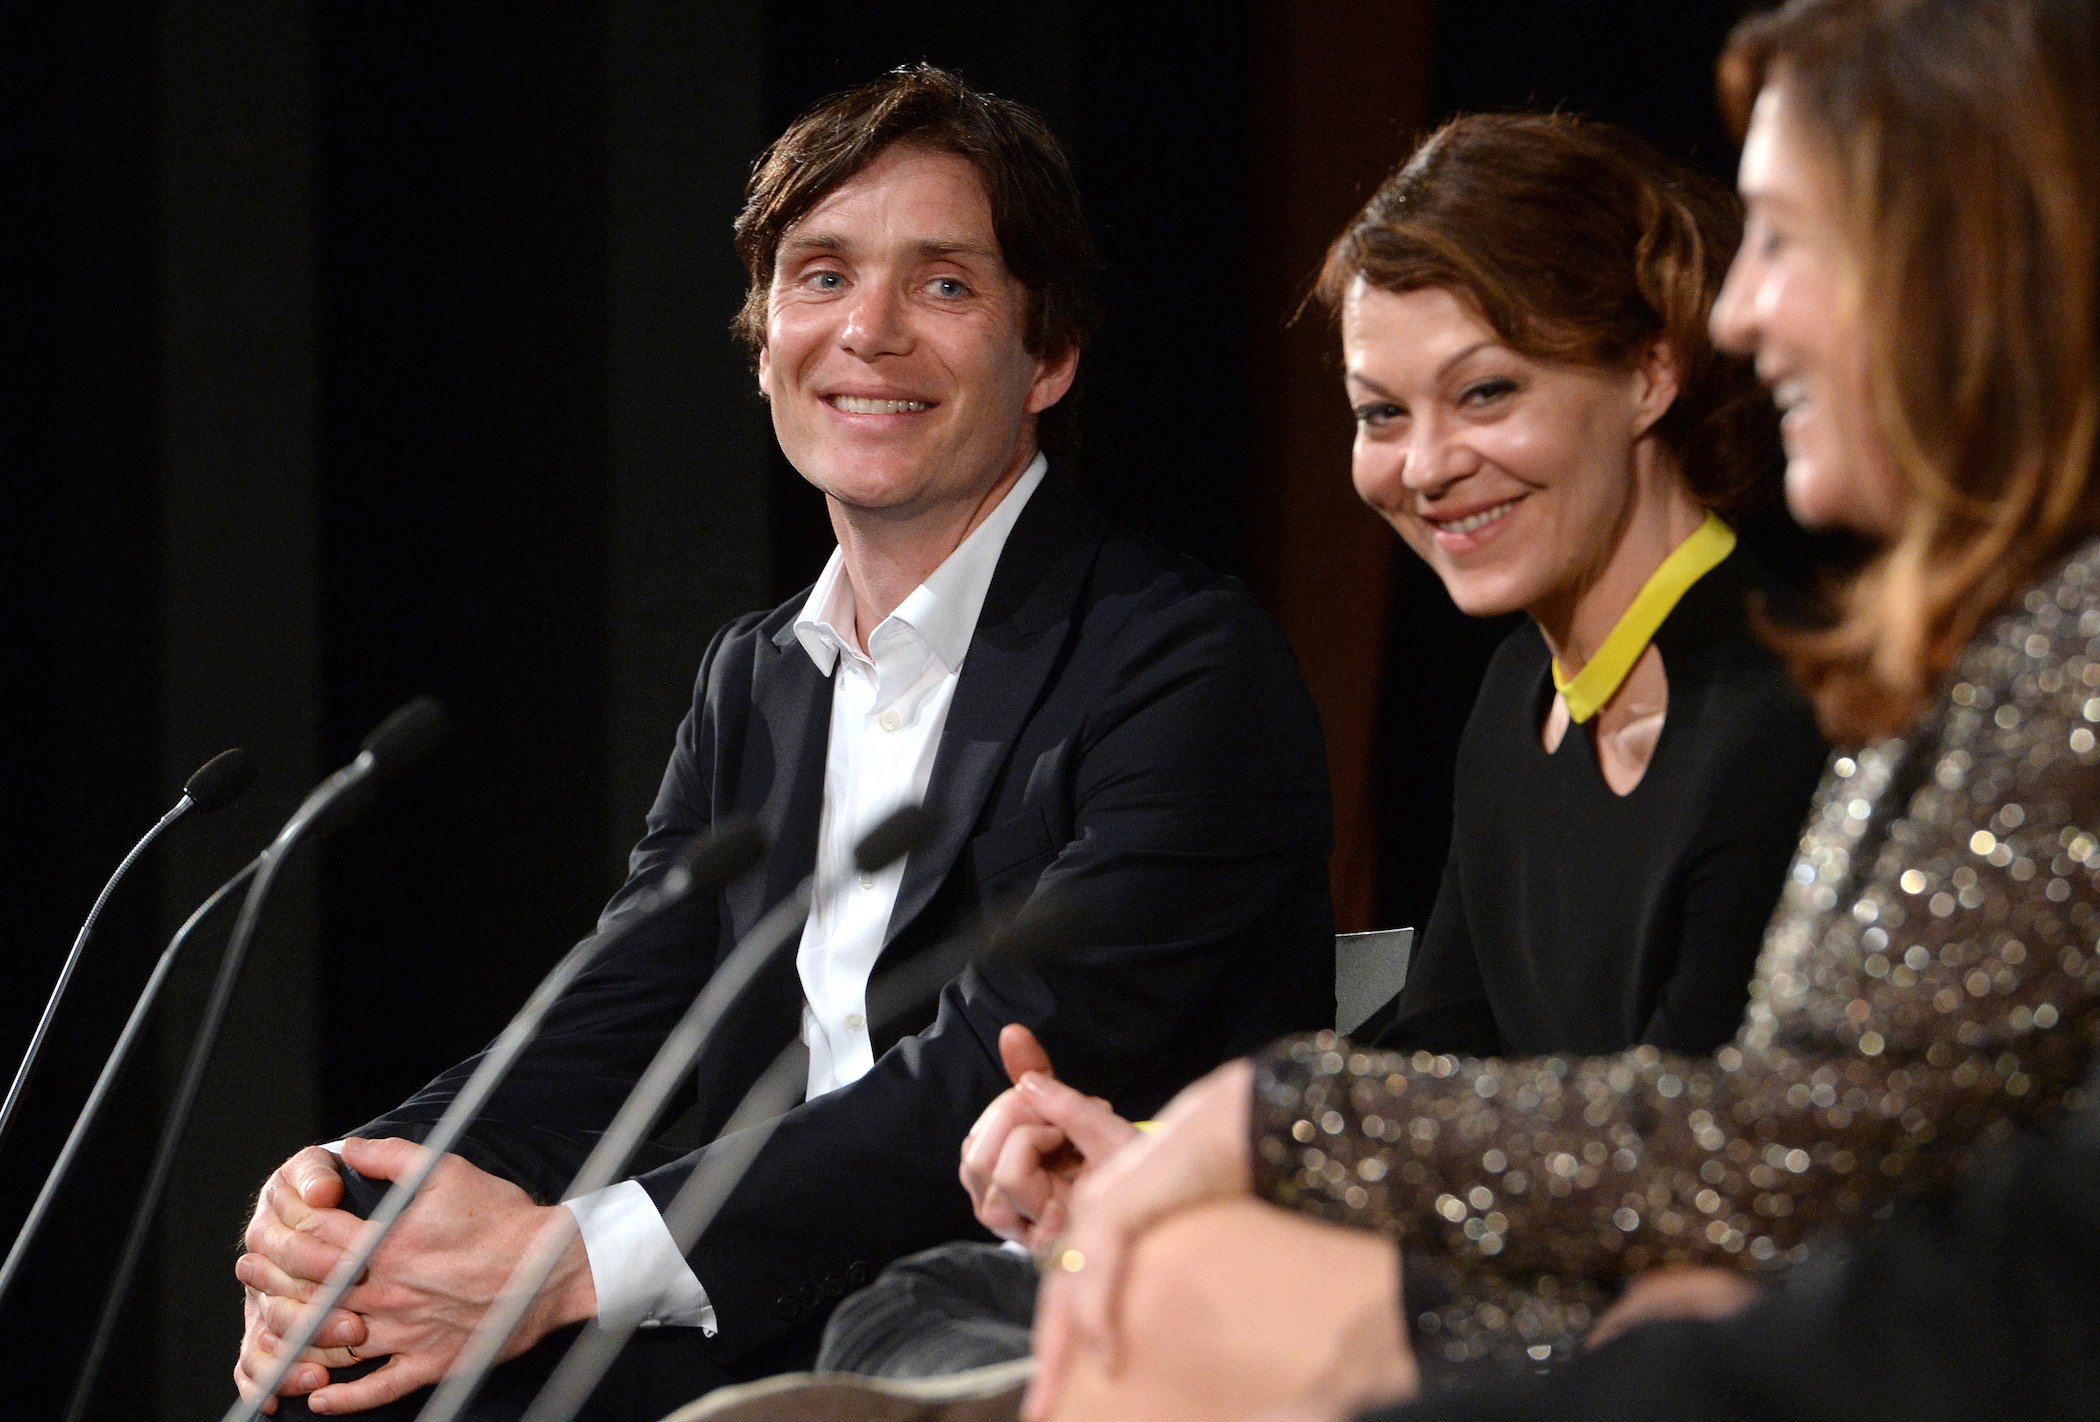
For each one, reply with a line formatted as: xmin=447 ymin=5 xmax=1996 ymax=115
xmin=338 ymin=1134 xmax=422 ymax=1183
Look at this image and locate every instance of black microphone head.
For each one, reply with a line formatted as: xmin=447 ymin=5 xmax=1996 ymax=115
xmin=675 ymin=819 xmax=768 ymax=890
xmin=183 ymin=747 xmax=258 ymax=813
xmin=361 ymin=696 xmax=449 ymax=772
xmin=854 ymin=803 xmax=936 ymax=874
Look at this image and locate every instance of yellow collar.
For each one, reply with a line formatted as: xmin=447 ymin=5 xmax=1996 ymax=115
xmin=1551 ymin=513 xmax=1735 ymax=724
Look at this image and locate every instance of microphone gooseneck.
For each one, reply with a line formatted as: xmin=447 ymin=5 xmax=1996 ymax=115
xmin=0 ymin=747 xmax=258 ymax=1160
xmin=228 ymin=817 xmax=771 ymax=1422
xmin=417 ymin=805 xmax=939 ymax=1422
xmin=68 ymin=702 xmax=446 ymax=1422
xmin=520 ymin=835 xmax=1054 ymax=1422
xmin=0 ymin=860 xmax=261 ymax=1312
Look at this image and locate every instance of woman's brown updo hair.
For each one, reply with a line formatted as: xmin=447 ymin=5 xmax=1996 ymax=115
xmin=1315 ymin=112 xmax=1777 ymax=522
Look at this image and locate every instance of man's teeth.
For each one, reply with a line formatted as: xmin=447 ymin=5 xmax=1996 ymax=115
xmin=1772 ymin=378 xmax=1810 ymax=414
xmin=832 ymin=396 xmax=930 ymax=414
xmin=1442 ymin=499 xmax=1519 ymax=535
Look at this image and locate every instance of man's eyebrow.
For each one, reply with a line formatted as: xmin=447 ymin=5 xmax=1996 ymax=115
xmin=778 ymin=231 xmax=848 ymax=260
xmin=913 ymin=238 xmax=1003 ymax=262
xmin=774 ymin=232 xmax=1004 ymax=264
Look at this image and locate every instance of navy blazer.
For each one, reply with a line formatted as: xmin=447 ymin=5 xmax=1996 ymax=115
xmin=364 ymin=470 xmax=1335 ymax=1361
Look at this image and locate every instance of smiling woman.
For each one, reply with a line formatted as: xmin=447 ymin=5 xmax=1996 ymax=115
xmin=1311 ymin=114 xmax=1824 ymax=1070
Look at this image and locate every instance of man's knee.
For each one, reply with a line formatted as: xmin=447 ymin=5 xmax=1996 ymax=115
xmin=819 ymin=1242 xmax=1037 ymax=1378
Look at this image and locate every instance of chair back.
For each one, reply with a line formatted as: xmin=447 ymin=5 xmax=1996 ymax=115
xmin=1334 ymin=927 xmax=1413 ymax=1037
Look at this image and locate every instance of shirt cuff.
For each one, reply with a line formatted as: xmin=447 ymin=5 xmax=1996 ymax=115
xmin=564 ymin=1180 xmax=719 ymax=1335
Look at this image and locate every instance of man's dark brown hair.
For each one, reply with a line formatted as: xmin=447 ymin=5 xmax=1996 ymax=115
xmin=733 ymin=63 xmax=1101 ymax=454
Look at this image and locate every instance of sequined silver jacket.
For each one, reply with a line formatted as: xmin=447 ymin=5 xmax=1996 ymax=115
xmin=1255 ymin=542 xmax=2100 ymax=1363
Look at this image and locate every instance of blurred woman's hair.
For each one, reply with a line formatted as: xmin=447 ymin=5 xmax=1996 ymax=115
xmin=1315 ymin=111 xmax=1778 ymax=523
xmin=1720 ymin=0 xmax=2100 ymax=741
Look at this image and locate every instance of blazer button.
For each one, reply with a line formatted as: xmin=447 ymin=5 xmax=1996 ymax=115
xmin=798 ymin=1285 xmax=822 ymax=1311
xmin=846 ymin=1261 xmax=871 ymax=1286
xmin=775 ymin=1295 xmax=801 ymax=1322
xmin=823 ymin=1274 xmax=845 ymax=1299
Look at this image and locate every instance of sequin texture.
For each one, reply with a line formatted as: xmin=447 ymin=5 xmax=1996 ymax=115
xmin=1254 ymin=545 xmax=2100 ymax=1366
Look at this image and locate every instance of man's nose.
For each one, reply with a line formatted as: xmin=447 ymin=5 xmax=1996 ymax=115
xmin=840 ymin=281 xmax=912 ymax=359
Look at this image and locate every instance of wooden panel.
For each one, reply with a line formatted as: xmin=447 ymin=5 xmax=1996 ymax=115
xmin=1244 ymin=2 xmax=1436 ymax=929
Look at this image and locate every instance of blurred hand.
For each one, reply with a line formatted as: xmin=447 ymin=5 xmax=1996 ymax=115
xmin=1586 ymin=1265 xmax=1762 ymax=1350
xmin=1025 ymin=1057 xmax=1255 ymax=1422
xmin=1028 ymin=1198 xmax=1414 ymax=1422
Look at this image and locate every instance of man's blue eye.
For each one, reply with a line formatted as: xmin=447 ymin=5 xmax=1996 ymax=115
xmin=810 ymin=271 xmax=843 ymax=290
xmin=932 ymin=277 xmax=967 ymax=297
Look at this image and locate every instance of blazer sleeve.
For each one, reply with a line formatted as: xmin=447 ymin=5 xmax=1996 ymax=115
xmin=633 ymin=582 xmax=1335 ymax=1359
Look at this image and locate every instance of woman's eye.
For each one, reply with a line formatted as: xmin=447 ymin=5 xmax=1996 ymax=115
xmin=1463 ymin=378 xmax=1517 ymax=405
xmin=1352 ymin=402 xmax=1403 ymax=428
xmin=1747 ymin=215 xmax=1786 ymax=259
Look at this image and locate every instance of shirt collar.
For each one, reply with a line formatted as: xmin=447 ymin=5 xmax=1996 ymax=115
xmin=792 ymin=453 xmax=1047 ymax=677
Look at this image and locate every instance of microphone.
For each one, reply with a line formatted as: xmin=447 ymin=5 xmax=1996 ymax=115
xmin=520 ymin=880 xmax=1076 ymax=1422
xmin=64 ymin=701 xmax=445 ymax=1422
xmin=0 ymin=747 xmax=257 ymax=1158
xmin=290 ymin=696 xmax=450 ymax=839
xmin=411 ymin=805 xmax=937 ymax=1422
xmin=227 ymin=815 xmax=774 ymax=1422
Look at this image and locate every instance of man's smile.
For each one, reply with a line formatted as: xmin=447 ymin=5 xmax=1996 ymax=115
xmin=827 ymin=394 xmax=935 ymax=414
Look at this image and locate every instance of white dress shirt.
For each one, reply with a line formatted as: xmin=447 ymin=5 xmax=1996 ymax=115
xmin=567 ymin=455 xmax=1048 ymax=1337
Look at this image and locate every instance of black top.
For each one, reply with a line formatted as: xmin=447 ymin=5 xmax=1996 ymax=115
xmin=1373 ymin=546 xmax=1827 ymax=1058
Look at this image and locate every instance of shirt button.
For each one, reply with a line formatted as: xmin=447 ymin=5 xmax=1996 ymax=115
xmin=877 ymin=709 xmax=902 ymax=732
xmin=845 ymin=1013 xmax=867 ymax=1032
xmin=858 ymin=872 xmax=874 ymax=890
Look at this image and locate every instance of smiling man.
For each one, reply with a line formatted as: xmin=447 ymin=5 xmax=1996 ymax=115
xmin=232 ymin=65 xmax=1334 ymax=1421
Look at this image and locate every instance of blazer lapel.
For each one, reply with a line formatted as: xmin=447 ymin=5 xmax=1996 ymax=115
xmin=883 ymin=472 xmax=1103 ymax=949
xmin=723 ymin=615 xmax=835 ymax=947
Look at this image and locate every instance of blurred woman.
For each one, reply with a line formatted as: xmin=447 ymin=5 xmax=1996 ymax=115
xmin=1026 ymin=1 xmax=2100 ymax=1418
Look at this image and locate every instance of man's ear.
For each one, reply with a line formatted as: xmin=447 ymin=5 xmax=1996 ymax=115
xmin=1024 ymin=342 xmax=1081 ymax=417
xmin=1630 ymin=335 xmax=1681 ymax=438
xmin=757 ymin=343 xmax=774 ymax=401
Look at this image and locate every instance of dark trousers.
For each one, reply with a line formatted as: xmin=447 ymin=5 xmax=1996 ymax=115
xmin=815 ymin=1242 xmax=1040 ymax=1380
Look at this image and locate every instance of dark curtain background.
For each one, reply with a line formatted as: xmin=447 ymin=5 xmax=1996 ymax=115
xmin=3 ymin=4 xmax=1786 ymax=1416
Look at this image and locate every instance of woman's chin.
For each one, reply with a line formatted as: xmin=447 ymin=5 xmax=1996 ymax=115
xmin=1436 ymin=572 xmax=1529 ymax=621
